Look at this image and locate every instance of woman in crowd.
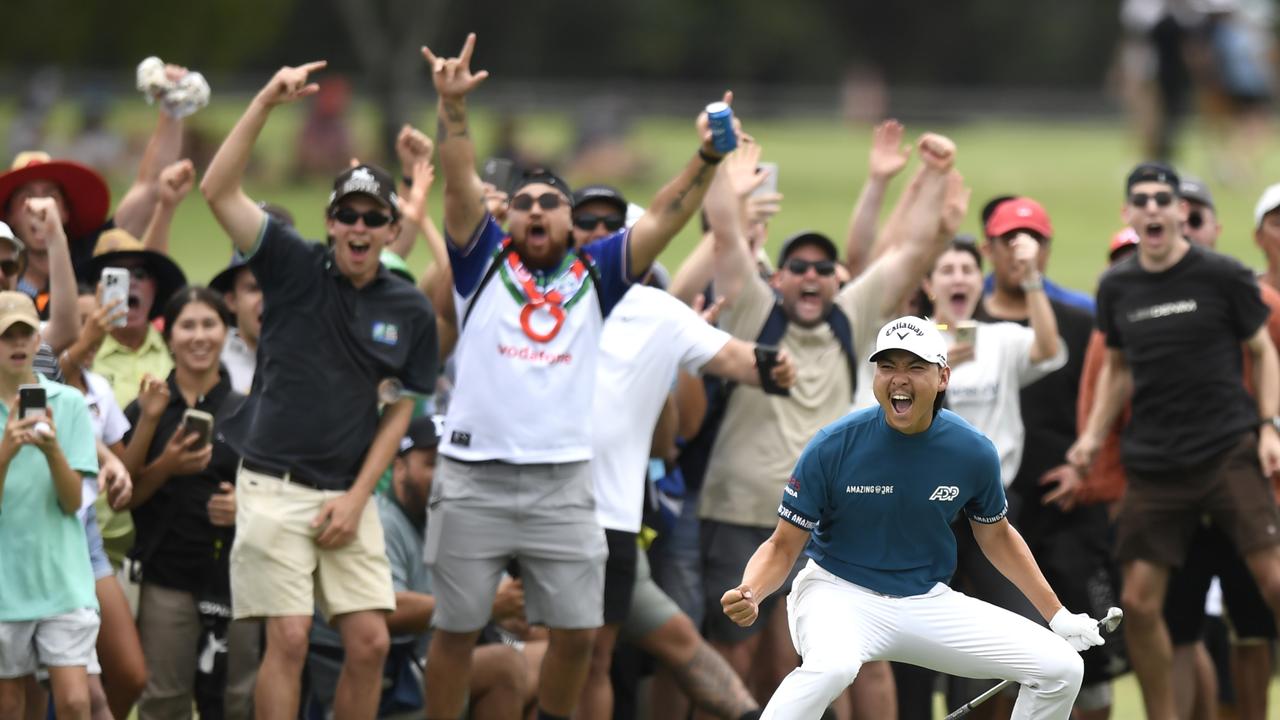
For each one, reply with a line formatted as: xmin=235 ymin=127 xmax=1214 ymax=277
xmin=119 ymin=287 xmax=257 ymax=720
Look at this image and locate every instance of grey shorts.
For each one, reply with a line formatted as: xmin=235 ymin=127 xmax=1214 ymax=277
xmin=425 ymin=457 xmax=607 ymax=632
xmin=621 ymin=549 xmax=682 ymax=643
xmin=701 ymin=520 xmax=804 ymax=644
xmin=0 ymin=608 xmax=100 ymax=678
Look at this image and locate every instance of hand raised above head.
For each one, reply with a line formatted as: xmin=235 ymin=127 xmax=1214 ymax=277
xmin=868 ymin=119 xmax=911 ymax=180
xmin=421 ymin=33 xmax=489 ymax=101
xmin=255 ymin=61 xmax=327 ymax=108
xmin=917 ymin=133 xmax=956 ymax=173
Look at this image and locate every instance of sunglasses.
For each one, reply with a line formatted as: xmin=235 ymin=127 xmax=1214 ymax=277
xmin=1129 ymin=191 xmax=1174 ymax=208
xmin=330 ymin=207 xmax=392 ymax=228
xmin=510 ymin=193 xmax=564 ymax=212
xmin=573 ymin=213 xmax=625 ymax=232
xmin=1187 ymin=209 xmax=1204 ymax=229
xmin=0 ymin=259 xmax=19 ymax=277
xmin=785 ymin=258 xmax=837 ymax=276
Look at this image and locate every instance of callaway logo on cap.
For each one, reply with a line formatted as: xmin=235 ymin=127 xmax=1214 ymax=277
xmin=868 ymin=315 xmax=949 ymax=367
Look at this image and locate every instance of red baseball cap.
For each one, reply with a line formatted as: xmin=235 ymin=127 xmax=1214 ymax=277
xmin=1108 ymin=227 xmax=1140 ymax=258
xmin=985 ymin=197 xmax=1053 ymax=239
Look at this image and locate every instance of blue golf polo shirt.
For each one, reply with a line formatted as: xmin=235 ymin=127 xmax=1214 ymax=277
xmin=779 ymin=406 xmax=1007 ymax=598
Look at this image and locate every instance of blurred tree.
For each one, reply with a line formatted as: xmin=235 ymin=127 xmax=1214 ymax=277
xmin=332 ymin=0 xmax=447 ymax=166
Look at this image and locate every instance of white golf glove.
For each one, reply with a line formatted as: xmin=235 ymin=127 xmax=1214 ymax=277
xmin=1050 ymin=607 xmax=1105 ymax=651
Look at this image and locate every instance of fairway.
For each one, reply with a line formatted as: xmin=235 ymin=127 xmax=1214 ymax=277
xmin=19 ymin=97 xmax=1278 ymax=291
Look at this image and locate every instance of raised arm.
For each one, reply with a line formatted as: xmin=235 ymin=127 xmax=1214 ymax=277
xmin=114 ymin=93 xmax=184 ymax=236
xmin=422 ymin=34 xmax=490 ymax=245
xmin=1067 ymin=348 xmax=1132 ymax=472
xmin=870 ymin=135 xmax=968 ymax=318
xmin=1010 ymin=234 xmax=1061 ymax=363
xmin=25 ymin=198 xmax=77 ymax=354
xmin=142 ymin=159 xmax=195 ymax=255
xmin=669 ymin=231 xmax=717 ymax=306
xmin=389 ymin=125 xmax=436 ymax=258
xmin=703 ymin=143 xmax=764 ymax=307
xmin=200 ymin=61 xmax=326 ymax=254
xmin=845 ymin=120 xmax=911 ymax=277
xmin=626 ymin=93 xmax=738 ymax=275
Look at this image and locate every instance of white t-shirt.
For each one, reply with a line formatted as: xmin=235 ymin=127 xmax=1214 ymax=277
xmin=81 ymin=369 xmax=129 ymax=446
xmin=944 ymin=321 xmax=1067 ymax=486
xmin=592 ymin=286 xmax=730 ymax=532
xmin=441 ymin=216 xmax=633 ymax=463
xmin=221 ymin=328 xmax=257 ymax=395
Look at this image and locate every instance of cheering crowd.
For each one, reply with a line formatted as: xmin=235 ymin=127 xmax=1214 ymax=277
xmin=2 ymin=32 xmax=1280 ymax=720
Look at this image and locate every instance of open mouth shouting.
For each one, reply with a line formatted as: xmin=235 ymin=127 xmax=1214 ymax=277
xmin=797 ymin=284 xmax=823 ymax=314
xmin=890 ymin=391 xmax=913 ymax=415
xmin=1141 ymin=221 xmax=1165 ymax=244
xmin=946 ymin=289 xmax=970 ymax=321
xmin=347 ymin=238 xmax=373 ymax=264
xmin=526 ymin=222 xmax=549 ymax=252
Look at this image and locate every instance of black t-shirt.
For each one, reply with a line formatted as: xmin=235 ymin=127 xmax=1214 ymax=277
xmin=1097 ymin=243 xmax=1268 ymax=471
xmin=126 ymin=371 xmax=245 ymax=594
xmin=220 ymin=218 xmax=439 ymax=490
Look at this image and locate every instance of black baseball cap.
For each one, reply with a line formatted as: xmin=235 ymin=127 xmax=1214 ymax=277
xmin=1179 ymin=176 xmax=1214 ymax=209
xmin=328 ymin=163 xmax=400 ymax=220
xmin=777 ymin=231 xmax=839 ymax=266
xmin=1126 ymin=162 xmax=1180 ymax=195
xmin=512 ymin=168 xmax=573 ymax=203
xmin=572 ymin=184 xmax=627 ymax=214
xmin=399 ymin=415 xmax=442 ymax=455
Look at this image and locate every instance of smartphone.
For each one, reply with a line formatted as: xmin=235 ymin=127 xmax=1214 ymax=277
xmin=100 ymin=267 xmax=130 ymax=328
xmin=754 ymin=345 xmax=791 ymax=397
xmin=18 ymin=384 xmax=46 ymax=421
xmin=954 ymin=320 xmax=978 ymax=347
xmin=181 ymin=408 xmax=214 ymax=450
xmin=481 ymin=158 xmax=515 ymax=194
xmin=753 ymin=162 xmax=779 ymax=197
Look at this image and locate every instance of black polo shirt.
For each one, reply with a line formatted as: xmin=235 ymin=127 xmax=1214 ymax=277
xmin=125 ymin=370 xmax=245 ymax=595
xmin=220 ymin=217 xmax=438 ymax=491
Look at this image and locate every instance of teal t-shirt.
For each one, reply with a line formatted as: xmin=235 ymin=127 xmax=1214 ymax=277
xmin=0 ymin=376 xmax=101 ymax=621
xmin=780 ymin=407 xmax=1007 ymax=598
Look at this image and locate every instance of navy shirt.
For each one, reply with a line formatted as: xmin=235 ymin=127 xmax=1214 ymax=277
xmin=1096 ymin=243 xmax=1267 ymax=471
xmin=220 ymin=217 xmax=439 ymax=490
xmin=780 ymin=407 xmax=1007 ymax=597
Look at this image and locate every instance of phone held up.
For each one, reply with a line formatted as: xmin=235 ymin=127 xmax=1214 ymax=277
xmin=100 ymin=267 xmax=130 ymax=329
xmin=754 ymin=344 xmax=790 ymax=397
xmin=181 ymin=408 xmax=215 ymax=450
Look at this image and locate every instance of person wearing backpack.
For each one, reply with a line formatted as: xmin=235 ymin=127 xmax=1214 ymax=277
xmin=696 ymin=133 xmax=967 ymax=708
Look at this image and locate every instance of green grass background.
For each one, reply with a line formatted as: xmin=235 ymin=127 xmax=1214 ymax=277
xmin=16 ymin=97 xmax=1280 ymax=294
xmin=15 ymin=97 xmax=1280 ymax=716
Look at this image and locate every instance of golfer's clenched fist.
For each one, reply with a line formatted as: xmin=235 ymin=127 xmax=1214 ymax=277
xmin=721 ymin=585 xmax=758 ymax=627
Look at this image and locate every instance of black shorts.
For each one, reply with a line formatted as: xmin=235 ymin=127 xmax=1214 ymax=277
xmin=701 ymin=520 xmax=803 ymax=644
xmin=603 ymin=529 xmax=639 ymax=625
xmin=1118 ymin=434 xmax=1280 ymax=567
xmin=1164 ymin=518 xmax=1276 ymax=645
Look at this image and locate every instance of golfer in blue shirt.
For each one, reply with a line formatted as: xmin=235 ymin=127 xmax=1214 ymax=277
xmin=722 ymin=316 xmax=1105 ymax=719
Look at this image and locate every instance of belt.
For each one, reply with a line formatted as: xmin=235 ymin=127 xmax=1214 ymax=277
xmin=240 ymin=459 xmax=322 ymax=490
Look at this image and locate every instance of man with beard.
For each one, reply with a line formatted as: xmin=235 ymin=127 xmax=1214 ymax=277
xmin=200 ymin=60 xmax=439 ymax=720
xmin=420 ymin=33 xmax=733 ymax=720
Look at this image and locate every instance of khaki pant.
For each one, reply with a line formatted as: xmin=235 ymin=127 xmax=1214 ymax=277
xmin=136 ymin=583 xmax=260 ymax=720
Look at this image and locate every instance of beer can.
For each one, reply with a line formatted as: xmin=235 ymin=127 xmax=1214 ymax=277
xmin=705 ymin=102 xmax=737 ymax=155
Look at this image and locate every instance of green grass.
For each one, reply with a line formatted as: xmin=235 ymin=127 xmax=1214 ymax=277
xmin=17 ymin=97 xmax=1280 ymax=291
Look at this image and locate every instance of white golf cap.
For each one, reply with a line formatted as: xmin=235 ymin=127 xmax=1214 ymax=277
xmin=868 ymin=315 xmax=949 ymax=367
xmin=1254 ymin=183 xmax=1280 ymax=229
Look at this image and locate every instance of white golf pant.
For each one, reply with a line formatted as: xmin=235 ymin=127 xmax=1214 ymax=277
xmin=762 ymin=560 xmax=1083 ymax=720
